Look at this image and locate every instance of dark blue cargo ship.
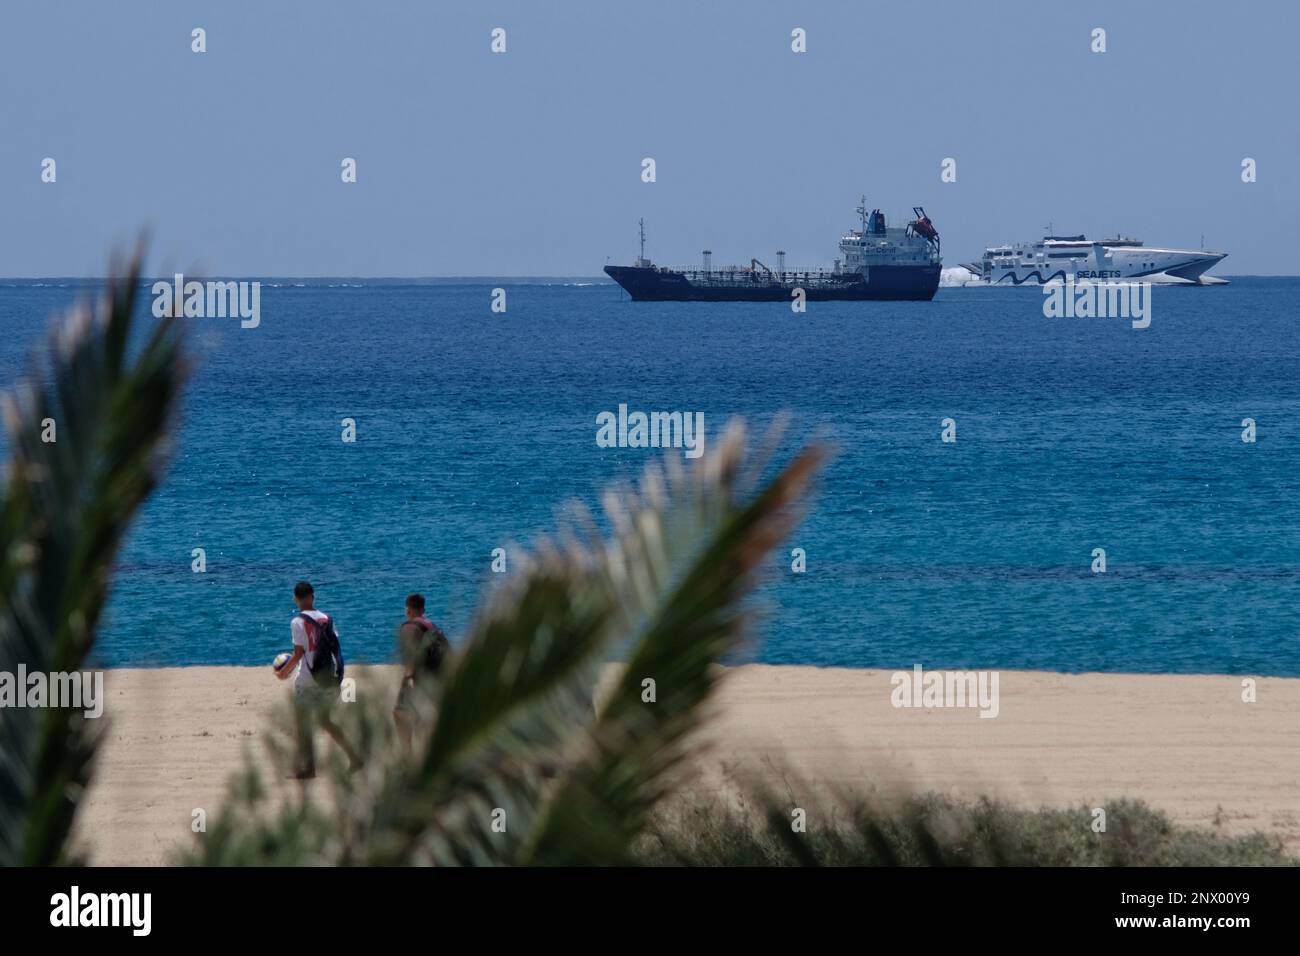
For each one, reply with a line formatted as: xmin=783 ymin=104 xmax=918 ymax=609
xmin=604 ymin=200 xmax=942 ymax=302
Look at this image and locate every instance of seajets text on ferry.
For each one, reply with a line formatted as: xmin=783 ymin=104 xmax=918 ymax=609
xmin=1042 ymin=278 xmax=1151 ymax=329
xmin=152 ymin=274 xmax=260 ymax=328
xmin=596 ymin=404 xmax=704 ymax=459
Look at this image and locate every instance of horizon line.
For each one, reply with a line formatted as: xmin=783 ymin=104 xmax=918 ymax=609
xmin=0 ymin=275 xmax=618 ymax=283
xmin=2 ymin=273 xmax=1296 ymax=281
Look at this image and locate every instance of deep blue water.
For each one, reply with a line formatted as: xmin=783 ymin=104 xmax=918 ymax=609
xmin=1 ymin=278 xmax=1297 ymax=674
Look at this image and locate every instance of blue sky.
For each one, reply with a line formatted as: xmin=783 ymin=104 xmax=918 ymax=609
xmin=0 ymin=0 xmax=1295 ymax=276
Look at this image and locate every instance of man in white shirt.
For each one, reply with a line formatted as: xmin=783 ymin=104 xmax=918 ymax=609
xmin=274 ymin=580 xmax=362 ymax=778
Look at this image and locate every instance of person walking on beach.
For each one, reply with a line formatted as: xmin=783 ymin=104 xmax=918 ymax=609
xmin=393 ymin=592 xmax=451 ymax=751
xmin=274 ymin=580 xmax=363 ymax=778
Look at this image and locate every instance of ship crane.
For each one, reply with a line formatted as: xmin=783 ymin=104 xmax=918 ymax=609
xmin=907 ymin=206 xmax=940 ymax=255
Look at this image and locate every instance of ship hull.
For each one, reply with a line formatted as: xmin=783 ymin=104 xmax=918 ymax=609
xmin=604 ymin=264 xmax=941 ymax=302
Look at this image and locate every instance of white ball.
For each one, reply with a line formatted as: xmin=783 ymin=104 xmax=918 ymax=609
xmin=272 ymin=652 xmax=292 ymax=672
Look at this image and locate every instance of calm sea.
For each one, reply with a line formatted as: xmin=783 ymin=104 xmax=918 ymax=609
xmin=1 ymin=278 xmax=1297 ymax=674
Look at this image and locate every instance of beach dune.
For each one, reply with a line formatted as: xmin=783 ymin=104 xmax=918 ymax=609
xmin=74 ymin=664 xmax=1300 ymax=865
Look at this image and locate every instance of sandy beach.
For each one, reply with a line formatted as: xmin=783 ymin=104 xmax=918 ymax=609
xmin=74 ymin=664 xmax=1300 ymax=865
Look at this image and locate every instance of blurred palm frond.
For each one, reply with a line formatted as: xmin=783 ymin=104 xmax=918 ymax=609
xmin=0 ymin=255 xmax=183 ymax=865
xmin=522 ymin=426 xmax=825 ymax=864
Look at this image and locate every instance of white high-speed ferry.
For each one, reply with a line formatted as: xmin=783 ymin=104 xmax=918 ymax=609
xmin=962 ymin=234 xmax=1227 ymax=285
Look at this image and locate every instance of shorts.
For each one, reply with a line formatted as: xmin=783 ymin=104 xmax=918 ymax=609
xmin=294 ymin=680 xmax=337 ymax=711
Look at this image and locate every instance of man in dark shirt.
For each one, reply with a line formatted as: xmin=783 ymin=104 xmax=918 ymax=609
xmin=393 ymin=592 xmax=450 ymax=751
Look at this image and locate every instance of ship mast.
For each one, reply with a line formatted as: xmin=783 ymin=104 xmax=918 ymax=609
xmin=639 ymin=218 xmax=646 ymax=261
xmin=857 ymin=195 xmax=868 ymax=234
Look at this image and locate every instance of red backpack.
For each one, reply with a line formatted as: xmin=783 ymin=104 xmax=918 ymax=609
xmin=411 ymin=616 xmax=451 ymax=674
xmin=299 ymin=612 xmax=345 ymax=686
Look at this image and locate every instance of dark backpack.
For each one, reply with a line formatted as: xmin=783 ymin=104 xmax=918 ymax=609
xmin=411 ymin=616 xmax=451 ymax=674
xmin=300 ymin=612 xmax=345 ymax=686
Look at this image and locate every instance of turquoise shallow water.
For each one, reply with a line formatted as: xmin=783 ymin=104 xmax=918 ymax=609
xmin=1 ymin=278 xmax=1297 ymax=673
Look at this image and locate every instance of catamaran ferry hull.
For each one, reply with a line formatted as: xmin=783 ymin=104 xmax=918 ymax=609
xmin=966 ymin=234 xmax=1227 ymax=286
xmin=604 ymin=263 xmax=942 ymax=302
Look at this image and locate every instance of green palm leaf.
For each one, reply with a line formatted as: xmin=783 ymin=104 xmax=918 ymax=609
xmin=0 ymin=255 xmax=183 ymax=865
xmin=522 ymin=425 xmax=826 ymax=864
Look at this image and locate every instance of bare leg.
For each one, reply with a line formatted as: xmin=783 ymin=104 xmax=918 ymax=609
xmin=393 ymin=708 xmax=413 ymax=753
xmin=319 ymin=713 xmax=363 ymax=771
xmin=293 ymin=698 xmax=316 ymax=778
